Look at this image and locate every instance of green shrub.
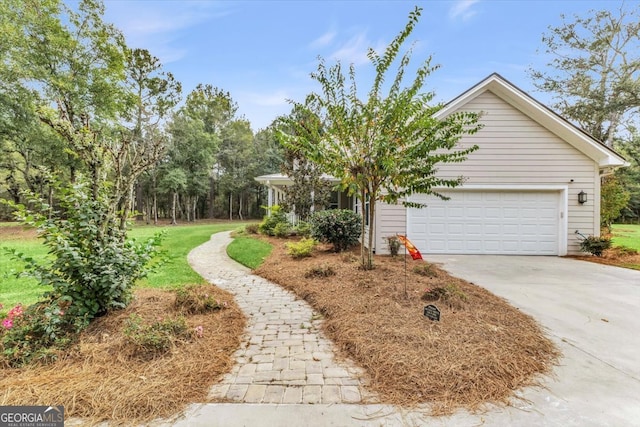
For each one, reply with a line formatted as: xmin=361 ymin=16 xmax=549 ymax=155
xmin=579 ymin=235 xmax=612 ymax=257
xmin=245 ymin=223 xmax=259 ymax=234
xmin=258 ymin=205 xmax=290 ymax=236
xmin=305 ymin=264 xmax=336 ymax=278
xmin=293 ymin=221 xmax=312 ymax=237
xmin=273 ymin=221 xmax=291 ymax=238
xmin=6 ymin=177 xmax=163 ymax=321
xmin=286 ymin=238 xmax=318 ymax=259
xmin=123 ymin=314 xmax=192 ymax=358
xmin=310 ymin=209 xmax=362 ymax=252
xmin=386 ymin=236 xmax=401 ymax=257
xmin=174 ymin=286 xmax=227 ymax=314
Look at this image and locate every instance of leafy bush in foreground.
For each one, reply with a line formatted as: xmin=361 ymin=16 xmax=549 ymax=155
xmin=2 ymin=177 xmax=163 ymax=366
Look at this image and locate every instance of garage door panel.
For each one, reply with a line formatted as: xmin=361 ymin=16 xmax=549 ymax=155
xmin=430 ymin=240 xmax=446 ymax=251
xmin=484 ymin=224 xmax=501 ymax=235
xmin=485 ymin=207 xmax=502 ymax=218
xmin=503 ymin=224 xmax=519 ymax=235
xmin=538 ymin=208 xmax=556 ymax=218
xmin=503 ymin=207 xmax=519 ymax=218
xmin=467 ymin=241 xmax=483 ymax=251
xmin=484 ymin=240 xmax=501 ymax=251
xmin=501 ymin=193 xmax=520 ymax=202
xmin=465 ymin=208 xmax=482 ymax=220
xmin=448 ymin=223 xmax=464 ymax=234
xmin=449 ymin=207 xmax=464 ymax=218
xmin=502 ymin=241 xmax=520 ymax=252
xmin=465 ymin=193 xmax=483 ymax=202
xmin=466 ymin=224 xmax=482 ymax=235
xmin=408 ymin=191 xmax=559 ymax=255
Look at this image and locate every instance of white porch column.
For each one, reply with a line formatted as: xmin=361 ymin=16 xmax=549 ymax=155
xmin=266 ymin=181 xmax=273 ymax=214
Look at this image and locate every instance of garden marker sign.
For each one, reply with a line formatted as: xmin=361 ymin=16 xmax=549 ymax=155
xmin=423 ymin=304 xmax=440 ymax=321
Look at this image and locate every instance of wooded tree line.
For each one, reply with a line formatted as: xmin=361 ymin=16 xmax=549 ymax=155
xmin=0 ymin=0 xmax=283 ymax=223
xmin=1 ymin=0 xmax=639 ymax=227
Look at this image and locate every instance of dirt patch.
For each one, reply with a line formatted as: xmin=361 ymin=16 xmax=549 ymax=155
xmin=255 ymin=237 xmax=559 ymax=414
xmin=0 ymin=225 xmax=37 ymax=241
xmin=0 ymin=286 xmax=246 ymax=426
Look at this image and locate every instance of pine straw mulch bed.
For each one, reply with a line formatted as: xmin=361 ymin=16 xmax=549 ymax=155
xmin=0 ymin=286 xmax=246 ymax=426
xmin=570 ymin=246 xmax=640 ymax=270
xmin=255 ymin=236 xmax=560 ymax=415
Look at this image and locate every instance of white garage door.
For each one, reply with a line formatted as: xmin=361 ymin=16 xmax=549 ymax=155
xmin=407 ymin=191 xmax=560 ymax=255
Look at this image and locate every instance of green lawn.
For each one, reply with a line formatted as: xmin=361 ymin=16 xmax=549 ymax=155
xmin=611 ymin=224 xmax=640 ymax=251
xmin=0 ymin=222 xmax=251 ymax=314
xmin=0 ymin=239 xmax=50 ymax=313
xmin=227 ymin=236 xmax=273 ymax=269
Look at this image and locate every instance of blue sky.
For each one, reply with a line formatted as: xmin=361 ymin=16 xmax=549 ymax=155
xmin=103 ymin=0 xmax=624 ymax=132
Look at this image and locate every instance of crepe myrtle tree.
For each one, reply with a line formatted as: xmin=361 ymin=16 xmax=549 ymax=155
xmin=277 ymin=7 xmax=482 ymax=270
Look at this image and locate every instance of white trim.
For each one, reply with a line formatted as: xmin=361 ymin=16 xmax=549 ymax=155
xmin=407 ymin=185 xmax=568 ymax=256
xmin=433 ymin=184 xmax=568 ymax=191
xmin=593 ymin=163 xmax=601 ymax=237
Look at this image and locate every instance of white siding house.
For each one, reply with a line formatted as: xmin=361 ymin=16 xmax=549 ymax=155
xmin=374 ymin=74 xmax=626 ymax=256
xmin=256 ymin=73 xmax=627 ymax=256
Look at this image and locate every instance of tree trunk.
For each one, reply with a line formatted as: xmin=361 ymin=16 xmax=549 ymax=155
xmin=229 ymin=193 xmax=233 ymax=221
xmin=359 ymin=188 xmax=367 ymax=269
xmin=238 ymin=193 xmax=244 ymax=221
xmin=192 ymin=196 xmax=198 ymax=222
xmin=152 ymin=172 xmax=158 ymax=225
xmin=119 ymin=183 xmax=135 ymax=232
xmin=48 ymin=185 xmax=54 ymax=219
xmin=209 ymin=177 xmax=215 ymax=219
xmin=177 ymin=194 xmax=184 ymax=220
xmin=171 ymin=192 xmax=177 ymax=225
xmin=135 ymin=181 xmax=144 ymax=221
xmin=366 ymin=198 xmax=376 ymax=270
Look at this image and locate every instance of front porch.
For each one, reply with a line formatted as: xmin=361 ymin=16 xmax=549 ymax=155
xmin=254 ymin=173 xmax=354 ymax=224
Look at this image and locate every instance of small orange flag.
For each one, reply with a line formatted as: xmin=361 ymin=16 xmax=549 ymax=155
xmin=396 ymin=235 xmax=423 ymax=260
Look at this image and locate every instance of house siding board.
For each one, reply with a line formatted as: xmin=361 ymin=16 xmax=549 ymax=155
xmin=374 ymin=90 xmax=596 ymax=256
xmin=376 ymin=202 xmax=406 ymax=254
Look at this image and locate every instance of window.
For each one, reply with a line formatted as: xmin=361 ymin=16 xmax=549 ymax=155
xmin=364 ymin=194 xmax=370 ymax=226
xmin=329 ymin=191 xmax=339 ymax=210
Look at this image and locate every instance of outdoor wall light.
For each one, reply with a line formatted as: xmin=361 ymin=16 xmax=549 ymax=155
xmin=578 ymin=191 xmax=587 ymax=204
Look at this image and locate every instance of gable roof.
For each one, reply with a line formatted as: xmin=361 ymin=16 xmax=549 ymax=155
xmin=435 ymin=73 xmax=628 ymax=169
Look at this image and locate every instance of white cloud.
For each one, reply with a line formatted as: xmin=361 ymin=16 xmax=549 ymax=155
xmin=329 ymin=32 xmax=386 ymax=66
xmin=449 ymin=0 xmax=480 ymax=22
xmin=104 ymin=2 xmax=232 ymax=63
xmin=246 ymin=90 xmax=291 ymax=107
xmin=309 ymin=29 xmax=337 ymax=49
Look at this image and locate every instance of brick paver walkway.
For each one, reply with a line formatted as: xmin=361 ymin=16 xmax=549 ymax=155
xmin=187 ymin=231 xmax=376 ymax=405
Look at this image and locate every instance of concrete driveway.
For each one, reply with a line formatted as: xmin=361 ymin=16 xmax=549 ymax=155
xmin=427 ymin=255 xmax=640 ymax=427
